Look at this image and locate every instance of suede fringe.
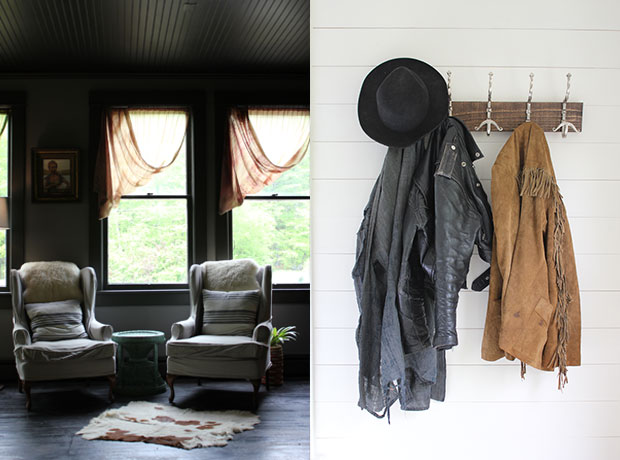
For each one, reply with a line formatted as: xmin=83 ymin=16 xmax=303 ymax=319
xmin=553 ymin=188 xmax=570 ymax=390
xmin=518 ymin=167 xmax=555 ymax=199
xmin=518 ymin=167 xmax=570 ymax=390
xmin=520 ymin=361 xmax=527 ymax=380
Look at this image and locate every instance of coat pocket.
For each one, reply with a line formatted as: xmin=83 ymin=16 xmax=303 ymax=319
xmin=517 ymin=297 xmax=554 ymax=365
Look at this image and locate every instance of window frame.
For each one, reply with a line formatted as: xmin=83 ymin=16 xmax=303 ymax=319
xmin=102 ymin=108 xmax=193 ymax=289
xmin=0 ymin=93 xmax=26 ymax=301
xmin=215 ymin=97 xmax=311 ymax=300
xmin=89 ymin=92 xmax=207 ymax=303
xmin=236 ymin=151 xmax=311 ymax=289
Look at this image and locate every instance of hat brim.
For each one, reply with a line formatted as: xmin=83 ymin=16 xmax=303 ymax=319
xmin=358 ymin=58 xmax=448 ymax=147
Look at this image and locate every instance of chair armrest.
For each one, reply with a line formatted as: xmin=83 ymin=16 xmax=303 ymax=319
xmin=172 ymin=318 xmax=195 ymax=340
xmin=13 ymin=323 xmax=31 ymax=347
xmin=88 ymin=319 xmax=113 ymax=341
xmin=252 ymin=319 xmax=273 ymax=345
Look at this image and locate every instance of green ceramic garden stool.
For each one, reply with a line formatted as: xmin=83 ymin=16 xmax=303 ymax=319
xmin=112 ymin=330 xmax=167 ymax=396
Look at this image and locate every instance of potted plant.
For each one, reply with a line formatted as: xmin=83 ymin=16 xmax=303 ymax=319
xmin=266 ymin=326 xmax=298 ymax=386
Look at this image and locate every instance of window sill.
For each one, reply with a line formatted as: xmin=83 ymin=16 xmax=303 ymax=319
xmin=95 ymin=286 xmax=309 ymax=306
xmin=0 ymin=286 xmax=310 ymax=309
xmin=96 ymin=289 xmax=189 ymax=307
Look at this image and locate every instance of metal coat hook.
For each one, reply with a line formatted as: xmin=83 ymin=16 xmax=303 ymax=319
xmin=552 ymin=73 xmax=580 ymax=137
xmin=447 ymin=71 xmax=453 ymax=117
xmin=525 ymin=72 xmax=534 ymax=122
xmin=475 ymin=72 xmax=503 ymax=135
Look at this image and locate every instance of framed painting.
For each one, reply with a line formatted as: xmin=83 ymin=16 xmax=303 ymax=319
xmin=32 ymin=149 xmax=79 ymax=202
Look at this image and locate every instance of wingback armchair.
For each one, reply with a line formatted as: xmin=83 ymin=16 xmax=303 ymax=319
xmin=166 ymin=259 xmax=272 ymax=407
xmin=11 ymin=261 xmax=116 ymax=409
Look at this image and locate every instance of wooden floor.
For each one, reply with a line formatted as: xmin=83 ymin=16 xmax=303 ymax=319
xmin=0 ymin=377 xmax=309 ymax=459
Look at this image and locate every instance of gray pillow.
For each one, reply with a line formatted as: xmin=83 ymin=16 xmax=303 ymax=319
xmin=202 ymin=289 xmax=260 ymax=337
xmin=25 ymin=299 xmax=88 ymax=342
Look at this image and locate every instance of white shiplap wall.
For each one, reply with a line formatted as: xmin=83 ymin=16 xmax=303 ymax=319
xmin=310 ymin=1 xmax=620 ymax=459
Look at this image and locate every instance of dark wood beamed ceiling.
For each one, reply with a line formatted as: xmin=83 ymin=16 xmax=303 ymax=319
xmin=0 ymin=0 xmax=309 ymax=75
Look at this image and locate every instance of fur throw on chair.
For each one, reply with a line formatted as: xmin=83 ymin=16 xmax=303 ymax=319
xmin=201 ymin=259 xmax=260 ymax=291
xmin=20 ymin=261 xmax=83 ymax=303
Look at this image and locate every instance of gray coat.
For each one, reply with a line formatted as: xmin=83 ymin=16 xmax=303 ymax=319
xmin=352 ymin=117 xmax=492 ymax=417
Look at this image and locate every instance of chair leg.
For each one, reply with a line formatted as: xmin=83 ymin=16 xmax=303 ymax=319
xmin=166 ymin=374 xmax=177 ymax=403
xmin=265 ymin=370 xmax=270 ymax=392
xmin=23 ymin=380 xmax=31 ymax=411
xmin=106 ymin=374 xmax=116 ymax=403
xmin=18 ymin=379 xmax=23 ymax=393
xmin=197 ymin=378 xmax=202 ymax=386
xmin=250 ymin=379 xmax=260 ymax=411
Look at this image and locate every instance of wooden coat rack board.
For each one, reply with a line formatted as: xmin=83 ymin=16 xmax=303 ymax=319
xmin=451 ymin=101 xmax=584 ymax=133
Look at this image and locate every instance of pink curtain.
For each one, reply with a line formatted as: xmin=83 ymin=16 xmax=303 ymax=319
xmin=0 ymin=113 xmax=7 ymax=137
xmin=219 ymin=107 xmax=310 ymax=214
xmin=94 ymin=108 xmax=189 ymax=219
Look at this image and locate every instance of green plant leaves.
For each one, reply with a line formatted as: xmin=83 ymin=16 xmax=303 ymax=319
xmin=270 ymin=325 xmax=298 ymax=347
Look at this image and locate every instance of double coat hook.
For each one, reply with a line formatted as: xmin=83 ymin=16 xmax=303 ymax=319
xmin=553 ymin=73 xmax=580 ymax=137
xmin=475 ymin=72 xmax=503 ymax=136
xmin=446 ymin=70 xmax=583 ymax=133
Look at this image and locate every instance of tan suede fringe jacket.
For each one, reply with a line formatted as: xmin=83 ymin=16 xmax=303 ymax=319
xmin=481 ymin=122 xmax=581 ymax=389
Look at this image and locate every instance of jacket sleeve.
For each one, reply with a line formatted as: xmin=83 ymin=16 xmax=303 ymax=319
xmin=480 ymin=163 xmax=517 ymax=361
xmin=433 ymin=140 xmax=485 ymax=350
xmin=473 ymin=182 xmax=493 ymax=264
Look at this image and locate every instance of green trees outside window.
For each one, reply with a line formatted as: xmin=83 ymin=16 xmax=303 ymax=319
xmin=106 ymin=112 xmax=188 ymax=285
xmin=232 ymin=151 xmax=310 ymax=284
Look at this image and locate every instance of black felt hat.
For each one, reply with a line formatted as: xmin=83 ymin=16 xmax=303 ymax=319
xmin=358 ymin=58 xmax=449 ymax=147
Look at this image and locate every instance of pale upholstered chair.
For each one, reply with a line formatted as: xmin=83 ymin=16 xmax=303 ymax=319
xmin=11 ymin=261 xmax=116 ymax=410
xmin=166 ymin=259 xmax=272 ymax=408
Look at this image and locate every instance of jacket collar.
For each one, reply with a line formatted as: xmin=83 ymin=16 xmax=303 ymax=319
xmin=496 ymin=121 xmax=556 ymax=179
xmin=447 ymin=117 xmax=485 ymax=163
xmin=520 ymin=122 xmax=555 ymax=176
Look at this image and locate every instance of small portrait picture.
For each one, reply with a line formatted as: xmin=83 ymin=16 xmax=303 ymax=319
xmin=33 ymin=149 xmax=79 ymax=201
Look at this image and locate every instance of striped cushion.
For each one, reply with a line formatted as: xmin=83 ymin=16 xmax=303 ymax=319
xmin=25 ymin=300 xmax=88 ymax=342
xmin=201 ymin=289 xmax=260 ymax=337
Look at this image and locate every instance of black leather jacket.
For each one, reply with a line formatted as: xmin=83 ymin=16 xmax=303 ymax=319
xmin=432 ymin=117 xmax=493 ymax=348
xmin=353 ymin=117 xmax=492 ymax=416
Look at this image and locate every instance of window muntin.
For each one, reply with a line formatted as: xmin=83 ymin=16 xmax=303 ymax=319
xmin=104 ymin=109 xmax=189 ymax=286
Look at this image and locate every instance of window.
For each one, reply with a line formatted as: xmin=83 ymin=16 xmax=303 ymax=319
xmin=97 ymin=107 xmax=192 ymax=288
xmin=0 ymin=112 xmax=8 ymax=287
xmin=107 ymin=110 xmax=189 ymax=285
xmin=88 ymin=91 xmax=308 ymax=303
xmin=0 ymin=93 xmax=26 ymax=299
xmin=231 ymin=108 xmax=310 ymax=285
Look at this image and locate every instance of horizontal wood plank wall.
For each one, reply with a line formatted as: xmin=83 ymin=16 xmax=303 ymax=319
xmin=310 ymin=1 xmax=620 ymax=458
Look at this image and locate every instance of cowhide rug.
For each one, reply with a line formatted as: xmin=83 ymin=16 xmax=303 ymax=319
xmin=77 ymin=401 xmax=260 ymax=449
